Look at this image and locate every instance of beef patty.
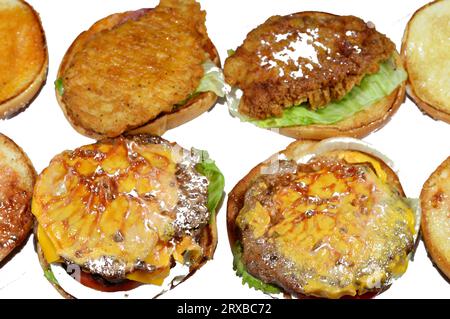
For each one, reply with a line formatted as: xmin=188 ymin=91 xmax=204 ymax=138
xmin=235 ymin=155 xmax=414 ymax=298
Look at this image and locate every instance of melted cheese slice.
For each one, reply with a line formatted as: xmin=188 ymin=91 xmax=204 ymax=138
xmin=38 ymin=223 xmax=202 ymax=286
xmin=238 ymin=151 xmax=415 ymax=298
xmin=405 ymin=0 xmax=450 ymax=111
xmin=33 ymin=138 xmax=202 ymax=284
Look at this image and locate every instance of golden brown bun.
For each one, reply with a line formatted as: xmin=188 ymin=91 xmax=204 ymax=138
xmin=0 ymin=133 xmax=36 ymax=262
xmin=128 ymin=91 xmax=218 ymax=136
xmin=227 ymin=139 xmax=405 ymax=298
xmin=420 ymin=157 xmax=450 ymax=279
xmin=401 ymin=0 xmax=450 ymax=124
xmin=278 ymin=54 xmax=406 ymax=140
xmin=56 ymin=8 xmax=220 ymax=140
xmin=0 ymin=0 xmax=48 ymax=119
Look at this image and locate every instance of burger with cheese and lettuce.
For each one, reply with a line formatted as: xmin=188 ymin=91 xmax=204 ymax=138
xmin=227 ymin=138 xmax=419 ymax=298
xmin=32 ymin=135 xmax=224 ymax=298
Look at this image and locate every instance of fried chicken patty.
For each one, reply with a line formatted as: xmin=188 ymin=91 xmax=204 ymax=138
xmin=62 ymin=0 xmax=210 ymax=137
xmin=224 ymin=12 xmax=395 ymax=119
xmin=236 ymin=155 xmax=414 ymax=298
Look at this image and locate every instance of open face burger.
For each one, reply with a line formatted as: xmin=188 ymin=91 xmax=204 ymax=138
xmin=32 ymin=135 xmax=224 ymax=298
xmin=224 ymin=12 xmax=407 ymax=139
xmin=227 ymin=138 xmax=418 ymax=298
xmin=55 ymin=0 xmax=226 ymax=139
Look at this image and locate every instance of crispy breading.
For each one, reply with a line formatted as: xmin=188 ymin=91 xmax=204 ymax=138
xmin=62 ymin=0 xmax=209 ymax=137
xmin=224 ymin=12 xmax=395 ymax=119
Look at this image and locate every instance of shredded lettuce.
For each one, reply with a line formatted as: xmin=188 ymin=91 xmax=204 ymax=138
xmin=227 ymin=49 xmax=236 ymax=57
xmin=233 ymin=242 xmax=281 ymax=294
xmin=194 ymin=150 xmax=225 ymax=224
xmin=196 ymin=61 xmax=227 ymax=98
xmin=173 ymin=61 xmax=226 ymax=109
xmin=230 ymin=58 xmax=407 ymax=128
xmin=55 ymin=78 xmax=64 ymax=96
xmin=173 ymin=92 xmax=200 ymax=110
xmin=44 ymin=268 xmax=59 ymax=285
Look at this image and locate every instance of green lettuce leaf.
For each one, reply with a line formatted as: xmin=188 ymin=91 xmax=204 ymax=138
xmin=227 ymin=49 xmax=236 ymax=57
xmin=44 ymin=268 xmax=59 ymax=285
xmin=195 ymin=61 xmax=227 ymax=98
xmin=173 ymin=92 xmax=200 ymax=110
xmin=231 ymin=58 xmax=407 ymax=128
xmin=232 ymin=242 xmax=281 ymax=294
xmin=55 ymin=78 xmax=64 ymax=96
xmin=194 ymin=150 xmax=225 ymax=224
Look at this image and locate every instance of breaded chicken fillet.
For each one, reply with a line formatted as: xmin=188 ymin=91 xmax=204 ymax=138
xmin=59 ymin=0 xmax=220 ymax=138
xmin=225 ymin=12 xmax=395 ymax=119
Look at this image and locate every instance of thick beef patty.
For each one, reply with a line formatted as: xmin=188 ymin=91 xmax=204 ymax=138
xmin=235 ymin=155 xmax=414 ymax=298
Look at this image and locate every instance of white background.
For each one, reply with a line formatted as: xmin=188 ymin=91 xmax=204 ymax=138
xmin=0 ymin=0 xmax=448 ymax=299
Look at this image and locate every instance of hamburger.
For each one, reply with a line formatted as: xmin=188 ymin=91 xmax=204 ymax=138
xmin=55 ymin=0 xmax=225 ymax=139
xmin=224 ymin=12 xmax=407 ymax=140
xmin=420 ymin=156 xmax=450 ymax=279
xmin=227 ymin=138 xmax=418 ymax=298
xmin=0 ymin=0 xmax=48 ymax=119
xmin=0 ymin=133 xmax=36 ymax=263
xmin=32 ymin=135 xmax=224 ymax=298
xmin=401 ymin=0 xmax=450 ymax=124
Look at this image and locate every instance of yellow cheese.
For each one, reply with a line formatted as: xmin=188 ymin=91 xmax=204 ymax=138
xmin=37 ymin=225 xmax=61 ymax=264
xmin=143 ymin=243 xmax=172 ymax=269
xmin=303 ymin=280 xmax=357 ymax=299
xmin=32 ymin=138 xmax=179 ymax=273
xmin=340 ymin=151 xmax=387 ymax=183
xmin=173 ymin=236 xmax=203 ymax=264
xmin=237 ymin=202 xmax=271 ymax=238
xmin=237 ymin=151 xmax=415 ymax=298
xmin=126 ymin=267 xmax=170 ymax=286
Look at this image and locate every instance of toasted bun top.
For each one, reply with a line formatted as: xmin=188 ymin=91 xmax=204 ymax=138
xmin=58 ymin=0 xmax=218 ymax=138
xmin=0 ymin=0 xmax=47 ymax=114
xmin=0 ymin=133 xmax=36 ymax=262
xmin=228 ymin=138 xmax=415 ymax=299
xmin=420 ymin=157 xmax=450 ymax=279
xmin=402 ymin=0 xmax=450 ymax=123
